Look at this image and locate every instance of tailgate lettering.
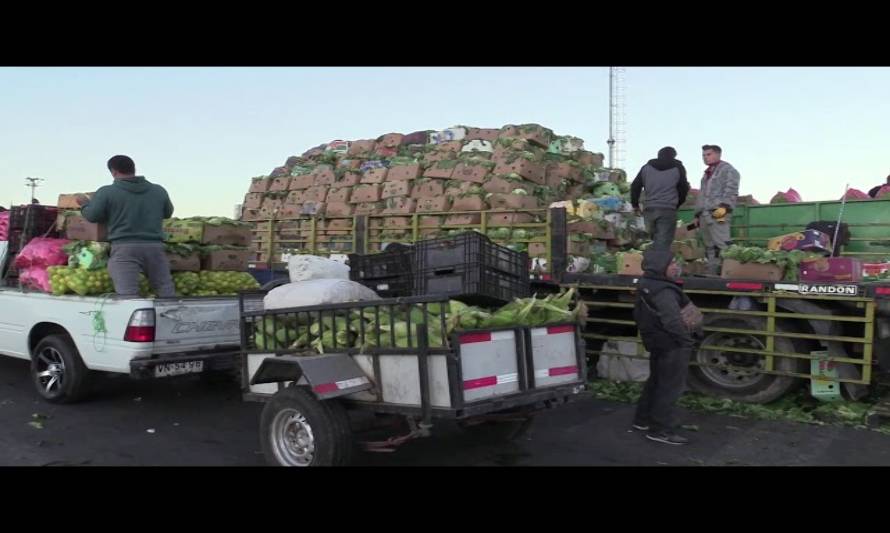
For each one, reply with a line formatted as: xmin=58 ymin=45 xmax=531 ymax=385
xmin=171 ymin=319 xmax=239 ymax=335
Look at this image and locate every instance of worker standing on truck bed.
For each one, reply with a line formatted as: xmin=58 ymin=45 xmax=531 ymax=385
xmin=694 ymin=145 xmax=740 ymax=276
xmin=76 ymin=155 xmax=176 ymax=298
xmin=630 ymin=146 xmax=691 ymax=251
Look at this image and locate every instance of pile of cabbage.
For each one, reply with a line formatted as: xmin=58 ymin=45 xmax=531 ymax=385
xmin=252 ymin=288 xmax=581 ymax=353
xmin=722 ymin=245 xmax=824 ymax=281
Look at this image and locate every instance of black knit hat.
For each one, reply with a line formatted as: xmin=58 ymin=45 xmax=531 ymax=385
xmin=642 ymin=250 xmax=675 ymax=277
xmin=657 ymin=146 xmax=677 ymax=160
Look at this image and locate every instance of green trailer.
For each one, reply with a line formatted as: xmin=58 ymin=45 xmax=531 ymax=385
xmin=678 ymin=198 xmax=890 ymax=260
xmin=563 ymin=199 xmax=890 ymax=404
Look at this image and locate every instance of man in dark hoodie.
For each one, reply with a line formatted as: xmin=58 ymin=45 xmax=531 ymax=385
xmin=632 ymin=249 xmax=700 ymax=445
xmin=630 ymin=147 xmax=690 ymax=251
xmin=76 ymin=155 xmax=175 ymax=298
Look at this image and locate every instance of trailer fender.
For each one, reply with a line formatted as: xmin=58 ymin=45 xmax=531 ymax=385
xmin=773 ymin=298 xmax=868 ymax=400
xmin=250 ymin=354 xmax=373 ymax=400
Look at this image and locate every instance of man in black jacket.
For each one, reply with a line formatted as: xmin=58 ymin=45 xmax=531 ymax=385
xmin=632 ymin=250 xmax=699 ymax=445
xmin=630 ymin=147 xmax=691 ymax=251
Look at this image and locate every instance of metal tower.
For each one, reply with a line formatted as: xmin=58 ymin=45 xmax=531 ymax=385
xmin=607 ymin=67 xmax=626 ymax=170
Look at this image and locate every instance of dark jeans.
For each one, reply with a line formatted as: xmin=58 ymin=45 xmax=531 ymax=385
xmin=108 ymin=242 xmax=176 ymax=298
xmin=634 ymin=346 xmax=692 ymax=432
xmin=643 ymin=208 xmax=677 ymax=251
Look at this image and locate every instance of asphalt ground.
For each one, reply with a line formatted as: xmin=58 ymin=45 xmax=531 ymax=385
xmin=2 ymin=356 xmax=889 ymax=466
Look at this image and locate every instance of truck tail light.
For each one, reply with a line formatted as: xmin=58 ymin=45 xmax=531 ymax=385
xmin=726 ymin=282 xmax=764 ymax=291
xmin=124 ymin=309 xmax=156 ymax=343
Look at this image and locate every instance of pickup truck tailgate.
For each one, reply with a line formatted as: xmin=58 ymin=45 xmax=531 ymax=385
xmin=152 ymin=297 xmax=241 ymax=354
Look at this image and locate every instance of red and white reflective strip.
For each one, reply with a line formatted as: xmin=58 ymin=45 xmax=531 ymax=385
xmin=458 ymin=330 xmax=514 ymax=344
xmin=534 ymin=365 xmax=579 ymax=379
xmin=463 ymin=372 xmax=518 ymax=390
xmin=313 ymin=376 xmax=370 ymax=394
xmin=530 ymin=325 xmax=575 ymax=337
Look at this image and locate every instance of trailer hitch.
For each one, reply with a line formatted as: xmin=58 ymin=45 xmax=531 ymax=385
xmin=361 ymin=418 xmax=432 ymax=453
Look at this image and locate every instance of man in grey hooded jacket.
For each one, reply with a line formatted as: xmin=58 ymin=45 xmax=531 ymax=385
xmin=630 ymin=146 xmax=690 ymax=251
xmin=694 ymin=145 xmax=740 ymax=275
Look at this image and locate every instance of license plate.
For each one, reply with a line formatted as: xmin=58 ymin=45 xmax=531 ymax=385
xmin=154 ymin=361 xmax=204 ymax=378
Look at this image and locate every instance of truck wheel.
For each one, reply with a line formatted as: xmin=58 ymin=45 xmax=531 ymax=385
xmin=31 ymin=334 xmax=92 ymax=404
xmin=687 ymin=316 xmax=801 ymax=404
xmin=260 ymin=386 xmax=353 ymax=466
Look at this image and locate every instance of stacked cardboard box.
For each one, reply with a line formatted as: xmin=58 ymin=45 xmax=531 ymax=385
xmin=163 ymin=219 xmax=253 ymax=271
xmin=239 ymin=124 xmax=619 ymax=257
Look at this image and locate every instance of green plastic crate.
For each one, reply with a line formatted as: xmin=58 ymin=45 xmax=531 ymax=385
xmin=809 ymin=351 xmax=842 ymax=402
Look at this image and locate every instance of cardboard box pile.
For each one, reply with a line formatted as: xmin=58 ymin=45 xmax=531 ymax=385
xmin=238 ymin=124 xmax=621 ymax=255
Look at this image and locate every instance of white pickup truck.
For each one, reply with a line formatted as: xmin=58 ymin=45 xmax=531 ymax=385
xmin=0 ymin=288 xmax=243 ymax=403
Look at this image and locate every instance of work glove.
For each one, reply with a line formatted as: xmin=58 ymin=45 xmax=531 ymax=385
xmin=712 ymin=207 xmax=729 ymax=222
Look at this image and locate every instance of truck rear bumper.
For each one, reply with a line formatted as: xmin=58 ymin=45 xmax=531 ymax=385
xmin=130 ymin=350 xmax=240 ymax=379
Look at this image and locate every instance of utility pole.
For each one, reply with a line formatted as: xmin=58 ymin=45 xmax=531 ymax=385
xmin=25 ymin=177 xmax=44 ymax=204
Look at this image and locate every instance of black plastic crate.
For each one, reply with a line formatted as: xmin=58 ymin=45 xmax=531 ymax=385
xmin=348 ymin=244 xmax=415 ymax=297
xmin=414 ymin=232 xmax=528 ymax=279
xmin=9 ymin=205 xmax=59 ymax=235
xmin=415 ymin=264 xmax=530 ymax=307
xmin=349 ymin=244 xmax=414 ymax=279
xmin=352 ymin=275 xmax=414 ymax=298
xmin=7 ymin=230 xmax=25 ymax=253
xmin=8 ymin=206 xmax=27 ymax=230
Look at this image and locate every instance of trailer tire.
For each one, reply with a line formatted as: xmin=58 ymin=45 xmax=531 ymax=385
xmin=260 ymin=386 xmax=352 ymax=466
xmin=687 ymin=316 xmax=800 ymax=404
xmin=324 ymin=400 xmax=356 ymax=466
xmin=31 ymin=334 xmax=92 ymax=404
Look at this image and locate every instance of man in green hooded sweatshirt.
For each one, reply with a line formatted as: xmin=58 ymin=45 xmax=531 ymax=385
xmin=75 ymin=155 xmax=175 ymax=298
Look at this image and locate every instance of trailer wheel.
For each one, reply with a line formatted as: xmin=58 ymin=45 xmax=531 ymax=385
xmin=260 ymin=386 xmax=353 ymax=466
xmin=325 ymin=399 xmax=356 ymax=466
xmin=31 ymin=334 xmax=92 ymax=404
xmin=687 ymin=316 xmax=801 ymax=404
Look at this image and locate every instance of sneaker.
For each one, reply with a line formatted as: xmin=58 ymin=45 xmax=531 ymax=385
xmin=646 ymin=431 xmax=689 ymax=446
xmin=631 ymin=423 xmax=650 ymax=431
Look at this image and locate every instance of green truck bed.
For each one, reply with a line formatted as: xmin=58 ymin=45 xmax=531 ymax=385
xmin=678 ymin=198 xmax=890 ymax=259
